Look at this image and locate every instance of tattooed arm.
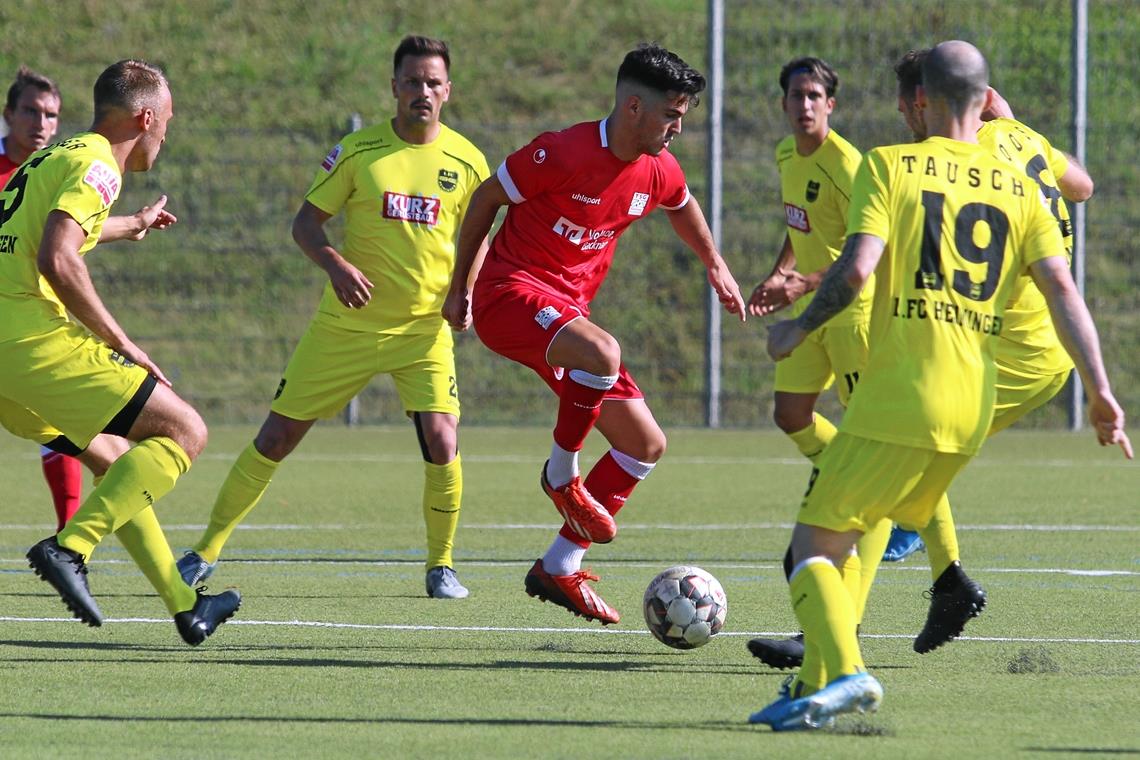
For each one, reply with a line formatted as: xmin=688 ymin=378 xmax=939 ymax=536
xmin=766 ymin=233 xmax=884 ymax=361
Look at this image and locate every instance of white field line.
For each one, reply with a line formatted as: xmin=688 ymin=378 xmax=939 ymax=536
xmin=0 ymin=557 xmax=1134 ymax=576
xmin=12 ymin=450 xmax=1137 ymax=468
xmin=0 ymin=616 xmax=1136 ymax=645
xmin=2 ymin=522 xmax=1137 ymax=532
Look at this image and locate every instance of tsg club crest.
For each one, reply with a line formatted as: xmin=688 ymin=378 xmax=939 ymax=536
xmin=438 ymin=168 xmax=459 ymax=192
xmin=805 ymin=180 xmax=821 ymax=202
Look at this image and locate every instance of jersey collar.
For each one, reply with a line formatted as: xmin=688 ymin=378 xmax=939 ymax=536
xmin=598 ymin=118 xmax=609 ymax=148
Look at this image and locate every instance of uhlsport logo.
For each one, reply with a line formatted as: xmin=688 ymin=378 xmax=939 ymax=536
xmin=438 ymin=169 xmax=459 ymax=192
xmin=384 ymin=192 xmax=440 ymax=226
xmin=784 ymin=203 xmax=810 ymax=233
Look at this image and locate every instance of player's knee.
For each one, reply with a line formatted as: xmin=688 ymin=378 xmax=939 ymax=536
xmin=773 ymin=406 xmax=810 ymax=435
xmin=641 ymin=429 xmax=667 ymax=462
xmin=178 ymin=410 xmax=208 ymax=461
xmin=579 ymin=333 xmax=621 ymax=376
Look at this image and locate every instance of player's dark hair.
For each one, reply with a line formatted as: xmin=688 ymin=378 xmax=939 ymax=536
xmin=779 ymin=57 xmax=838 ymax=98
xmin=93 ymin=59 xmax=168 ymax=122
xmin=895 ymin=49 xmax=929 ymax=100
xmin=5 ymin=65 xmax=60 ymax=112
xmin=394 ymin=35 xmax=450 ymax=75
xmin=922 ymin=41 xmax=989 ymax=116
xmin=617 ymin=43 xmax=705 ymax=106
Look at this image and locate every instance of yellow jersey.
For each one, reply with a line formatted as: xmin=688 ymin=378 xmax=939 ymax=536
xmin=0 ymin=132 xmax=120 ymax=337
xmin=842 ymin=137 xmax=1065 ymax=454
xmin=776 ymin=129 xmax=871 ymax=326
xmin=978 ymin=117 xmax=1073 ymax=377
xmin=306 ymin=119 xmax=489 ymax=334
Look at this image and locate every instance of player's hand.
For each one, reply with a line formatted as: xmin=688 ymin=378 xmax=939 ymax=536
xmin=748 ymin=271 xmax=809 ymax=317
xmin=707 ymin=260 xmax=746 ymax=322
xmin=1088 ymin=391 xmax=1133 ymax=459
xmin=126 ymin=195 xmax=178 ymax=240
xmin=326 ymin=258 xmax=374 ymax=309
xmin=443 ymin=287 xmax=473 ymax=331
xmin=981 ymin=87 xmax=1015 ymax=121
xmin=766 ymin=319 xmax=807 ymax=361
xmin=117 ymin=339 xmax=171 ymax=387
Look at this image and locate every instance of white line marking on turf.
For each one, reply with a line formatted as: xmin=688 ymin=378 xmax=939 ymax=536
xmin=2 ymin=522 xmax=1137 ymax=532
xmin=1 ymin=558 xmax=1134 ymax=576
xmin=0 ymin=616 xmax=1137 ymax=645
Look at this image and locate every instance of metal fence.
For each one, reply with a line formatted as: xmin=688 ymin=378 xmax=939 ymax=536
xmin=86 ymin=0 xmax=1136 ymax=429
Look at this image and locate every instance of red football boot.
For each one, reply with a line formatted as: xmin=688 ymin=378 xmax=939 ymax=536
xmin=540 ymin=462 xmax=617 ymax=544
xmin=524 ymin=559 xmax=620 ymax=625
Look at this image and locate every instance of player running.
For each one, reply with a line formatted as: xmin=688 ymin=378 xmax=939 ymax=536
xmin=444 ymin=43 xmax=746 ymax=625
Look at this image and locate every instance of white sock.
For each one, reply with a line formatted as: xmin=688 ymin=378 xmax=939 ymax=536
xmin=542 ymin=534 xmax=588 ymax=576
xmin=546 ymin=443 xmax=579 ymax=488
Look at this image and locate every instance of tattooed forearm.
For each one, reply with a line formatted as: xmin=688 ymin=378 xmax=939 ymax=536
xmin=794 ymin=241 xmax=860 ymax=332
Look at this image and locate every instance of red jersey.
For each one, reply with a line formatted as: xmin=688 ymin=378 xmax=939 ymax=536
xmin=478 ymin=119 xmax=690 ymax=307
xmin=0 ymin=138 xmax=19 ymax=187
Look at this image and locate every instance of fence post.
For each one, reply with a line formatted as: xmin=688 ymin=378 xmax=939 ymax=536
xmin=1068 ymin=0 xmax=1088 ymax=431
xmin=705 ymin=0 xmax=725 ymax=428
xmin=343 ymin=112 xmax=364 ymax=427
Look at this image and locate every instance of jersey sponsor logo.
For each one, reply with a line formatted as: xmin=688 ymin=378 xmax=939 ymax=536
xmin=321 ymin=144 xmax=342 ymax=172
xmin=627 ymin=192 xmax=650 ymax=216
xmin=383 ymin=192 xmax=440 ymax=226
xmin=806 ymin=180 xmax=820 ymax=202
xmin=552 ymin=216 xmax=615 ymax=251
xmin=533 ymin=148 xmax=547 ymax=164
xmin=82 ymin=161 xmax=120 ymax=206
xmin=571 ymin=192 xmax=601 ymax=205
xmin=438 ymin=168 xmax=459 ymax=192
xmin=534 ymin=305 xmax=561 ymax=330
xmin=784 ymin=203 xmax=810 ymax=232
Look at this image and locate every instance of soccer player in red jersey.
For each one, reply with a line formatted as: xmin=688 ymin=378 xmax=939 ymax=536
xmin=444 ymin=44 xmax=746 ymax=624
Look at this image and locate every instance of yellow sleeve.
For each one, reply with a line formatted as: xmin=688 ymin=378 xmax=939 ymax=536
xmin=847 ymin=150 xmax=891 ymax=241
xmin=305 ymin=141 xmax=355 ymax=216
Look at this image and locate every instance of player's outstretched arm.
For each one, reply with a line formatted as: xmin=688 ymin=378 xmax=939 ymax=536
xmin=292 ymin=200 xmax=374 ymax=310
xmin=767 ymin=233 xmax=882 ymax=361
xmin=99 ymin=194 xmax=178 ymax=242
xmin=1030 ymin=255 xmax=1132 ymax=458
xmin=444 ymin=176 xmax=509 ymax=331
xmin=664 ymin=197 xmax=745 ymax=322
xmin=37 ymin=210 xmax=170 ymax=385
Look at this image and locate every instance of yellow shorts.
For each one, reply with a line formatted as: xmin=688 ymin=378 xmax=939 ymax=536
xmin=0 ymin=322 xmax=149 ymax=449
xmin=775 ymin=321 xmax=869 ymax=405
xmin=989 ymin=366 xmax=1068 ymax=435
xmin=271 ymin=319 xmax=460 ymax=421
xmin=798 ymin=433 xmax=971 ymax=533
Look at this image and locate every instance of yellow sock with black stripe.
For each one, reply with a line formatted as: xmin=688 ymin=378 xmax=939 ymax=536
xmin=919 ymin=494 xmax=959 ymax=581
xmin=787 ymin=414 xmax=837 ymax=462
xmin=424 ymin=455 xmax=462 ymax=569
xmin=194 ymin=443 xmax=279 ymax=564
xmin=789 ymin=557 xmax=865 ymax=681
xmin=115 ymin=505 xmax=197 ymax=614
xmin=854 ymin=518 xmax=893 ymax=624
xmin=59 ymin=437 xmax=191 ymax=559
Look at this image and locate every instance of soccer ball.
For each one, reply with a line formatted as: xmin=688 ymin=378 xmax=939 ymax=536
xmin=643 ymin=565 xmax=728 ymax=649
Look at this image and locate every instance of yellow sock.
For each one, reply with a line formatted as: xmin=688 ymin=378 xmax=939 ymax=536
xmin=793 ymin=637 xmax=827 ymax=697
xmin=59 ymin=437 xmax=190 ymax=558
xmin=789 ymin=558 xmax=865 ymax=681
xmin=194 ymin=443 xmax=279 ymax=564
xmin=423 ymin=455 xmax=462 ymax=569
xmin=115 ymin=506 xmax=197 ymax=615
xmin=919 ymin=494 xmax=959 ymax=581
xmin=786 ymin=414 xmax=837 ymax=462
xmin=854 ymin=518 xmax=892 ymax=624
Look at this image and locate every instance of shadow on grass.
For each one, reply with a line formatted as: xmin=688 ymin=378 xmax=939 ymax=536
xmin=1023 ymin=750 xmax=1140 ymax=756
xmin=0 ymin=711 xmax=765 ymax=732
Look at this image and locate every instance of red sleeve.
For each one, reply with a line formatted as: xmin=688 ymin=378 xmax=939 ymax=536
xmin=656 ymin=150 xmax=690 ymax=210
xmin=498 ymin=131 xmax=565 ymax=204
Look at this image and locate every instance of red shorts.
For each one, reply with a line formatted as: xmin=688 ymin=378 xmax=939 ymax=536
xmin=472 ymin=278 xmax=642 ymax=400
